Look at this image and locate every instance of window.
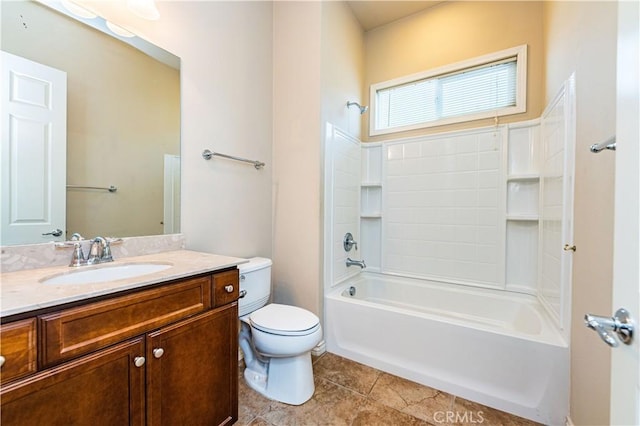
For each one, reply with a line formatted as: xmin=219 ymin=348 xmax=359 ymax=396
xmin=370 ymin=45 xmax=527 ymax=136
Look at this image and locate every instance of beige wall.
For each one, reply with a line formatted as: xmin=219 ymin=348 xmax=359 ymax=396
xmin=1 ymin=1 xmax=179 ymax=240
xmin=272 ymin=1 xmax=323 ymax=314
xmin=84 ymin=1 xmax=274 ymax=259
xmin=543 ymin=2 xmax=617 ymax=425
xmin=270 ymin=1 xmax=364 ymax=317
xmin=321 ymin=1 xmax=366 ymax=140
xmin=363 ymin=1 xmax=544 ymax=142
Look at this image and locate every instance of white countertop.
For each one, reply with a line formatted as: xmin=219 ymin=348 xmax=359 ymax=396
xmin=0 ymin=250 xmax=248 ymax=318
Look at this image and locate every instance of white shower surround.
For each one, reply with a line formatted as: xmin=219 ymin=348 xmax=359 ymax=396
xmin=323 ymin=78 xmax=574 ymax=425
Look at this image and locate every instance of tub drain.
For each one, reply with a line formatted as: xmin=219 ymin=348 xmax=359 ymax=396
xmin=348 ymin=286 xmax=356 ymax=296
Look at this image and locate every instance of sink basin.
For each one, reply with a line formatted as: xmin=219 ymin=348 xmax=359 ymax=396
xmin=42 ymin=263 xmax=173 ymax=285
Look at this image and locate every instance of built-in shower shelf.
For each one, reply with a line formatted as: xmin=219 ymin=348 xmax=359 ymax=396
xmin=507 ymin=174 xmax=539 ymax=181
xmin=361 ymin=183 xmax=382 ymax=219
xmin=506 ymin=215 xmax=538 ymax=221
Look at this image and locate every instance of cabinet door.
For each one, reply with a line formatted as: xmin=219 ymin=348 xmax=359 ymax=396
xmin=0 ymin=318 xmax=37 ymax=384
xmin=0 ymin=338 xmax=145 ymax=426
xmin=147 ymin=303 xmax=238 ymax=426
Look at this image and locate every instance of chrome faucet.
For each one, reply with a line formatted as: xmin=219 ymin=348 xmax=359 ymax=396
xmin=56 ymin=234 xmax=121 ymax=267
xmin=346 ymin=258 xmax=366 ymax=269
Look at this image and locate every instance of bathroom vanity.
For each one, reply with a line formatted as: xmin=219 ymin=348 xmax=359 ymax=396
xmin=0 ymin=250 xmax=244 ymax=426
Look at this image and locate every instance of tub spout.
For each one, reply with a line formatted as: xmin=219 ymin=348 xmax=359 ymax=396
xmin=346 ymin=258 xmax=366 ymax=269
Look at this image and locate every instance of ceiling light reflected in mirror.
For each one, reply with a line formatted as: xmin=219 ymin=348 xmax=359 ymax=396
xmin=106 ymin=20 xmax=135 ymax=38
xmin=60 ymin=0 xmax=96 ymax=19
xmin=127 ymin=0 xmax=160 ymax=21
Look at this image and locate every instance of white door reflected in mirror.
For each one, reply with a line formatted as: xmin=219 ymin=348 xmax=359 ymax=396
xmin=1 ymin=51 xmax=67 ymax=245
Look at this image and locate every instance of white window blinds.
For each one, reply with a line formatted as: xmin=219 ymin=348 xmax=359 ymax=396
xmin=371 ymin=45 xmax=526 ymax=135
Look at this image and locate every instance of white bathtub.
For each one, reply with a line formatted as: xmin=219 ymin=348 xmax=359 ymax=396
xmin=325 ymin=272 xmax=569 ymax=425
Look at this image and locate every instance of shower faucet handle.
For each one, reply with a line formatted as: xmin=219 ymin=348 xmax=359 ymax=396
xmin=343 ymin=232 xmax=358 ymax=252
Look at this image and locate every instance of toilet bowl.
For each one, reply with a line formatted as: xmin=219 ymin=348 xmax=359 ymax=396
xmin=238 ymin=258 xmax=322 ymax=405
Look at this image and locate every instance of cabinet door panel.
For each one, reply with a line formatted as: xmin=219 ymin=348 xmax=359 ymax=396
xmin=0 ymin=338 xmax=145 ymax=426
xmin=40 ymin=276 xmax=211 ymax=367
xmin=0 ymin=318 xmax=37 ymax=384
xmin=147 ymin=303 xmax=238 ymax=426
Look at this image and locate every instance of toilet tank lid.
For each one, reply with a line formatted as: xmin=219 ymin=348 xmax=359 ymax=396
xmin=238 ymin=257 xmax=272 ymax=273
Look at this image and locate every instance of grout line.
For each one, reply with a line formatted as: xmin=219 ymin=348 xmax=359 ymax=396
xmin=365 ymin=370 xmax=383 ymax=396
xmin=317 ymin=375 xmax=371 ymax=398
xmin=450 ymin=395 xmax=457 ymax=410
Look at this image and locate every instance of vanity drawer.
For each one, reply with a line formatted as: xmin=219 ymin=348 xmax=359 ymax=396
xmin=0 ymin=318 xmax=37 ymax=384
xmin=212 ymin=269 xmax=239 ymax=307
xmin=39 ymin=276 xmax=211 ymax=368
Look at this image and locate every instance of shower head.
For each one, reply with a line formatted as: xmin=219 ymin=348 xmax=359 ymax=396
xmin=347 ymin=101 xmax=368 ymax=115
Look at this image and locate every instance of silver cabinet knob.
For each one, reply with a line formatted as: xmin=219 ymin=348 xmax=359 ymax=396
xmin=0 ymin=355 xmax=5 ymax=368
xmin=153 ymin=348 xmax=164 ymax=359
xmin=224 ymin=285 xmax=234 ymax=293
xmin=133 ymin=356 xmax=146 ymax=368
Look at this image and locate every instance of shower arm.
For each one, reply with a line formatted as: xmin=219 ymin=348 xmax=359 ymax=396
xmin=347 ymin=101 xmax=368 ymax=115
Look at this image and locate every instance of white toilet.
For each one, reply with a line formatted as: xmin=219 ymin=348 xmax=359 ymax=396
xmin=238 ymin=257 xmax=322 ymax=405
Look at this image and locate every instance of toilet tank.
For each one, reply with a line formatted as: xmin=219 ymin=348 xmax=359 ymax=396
xmin=238 ymin=257 xmax=272 ymax=317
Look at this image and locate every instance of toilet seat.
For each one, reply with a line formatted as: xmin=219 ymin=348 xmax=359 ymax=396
xmin=249 ymin=303 xmax=320 ymax=336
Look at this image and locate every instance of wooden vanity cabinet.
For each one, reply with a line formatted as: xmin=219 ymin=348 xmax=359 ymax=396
xmin=0 ymin=268 xmax=239 ymax=426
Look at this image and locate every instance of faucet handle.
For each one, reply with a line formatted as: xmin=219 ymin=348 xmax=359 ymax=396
xmin=69 ymin=242 xmax=85 ymax=267
xmin=101 ymin=238 xmax=122 ymax=262
xmin=102 ymin=240 xmax=114 ymax=262
xmin=343 ymin=232 xmax=358 ymax=252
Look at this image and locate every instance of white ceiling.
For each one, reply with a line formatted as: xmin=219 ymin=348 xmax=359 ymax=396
xmin=347 ymin=1 xmax=443 ymax=31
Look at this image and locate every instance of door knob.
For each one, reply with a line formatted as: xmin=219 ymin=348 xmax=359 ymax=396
xmin=584 ymin=308 xmax=634 ymax=347
xmin=42 ymin=228 xmax=63 ymax=237
xmin=224 ymin=285 xmax=234 ymax=293
xmin=153 ymin=348 xmax=164 ymax=359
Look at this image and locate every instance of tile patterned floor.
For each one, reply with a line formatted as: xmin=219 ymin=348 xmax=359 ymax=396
xmin=238 ymin=352 xmax=542 ymax=426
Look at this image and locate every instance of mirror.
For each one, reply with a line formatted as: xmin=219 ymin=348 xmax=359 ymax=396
xmin=1 ymin=0 xmax=180 ymax=245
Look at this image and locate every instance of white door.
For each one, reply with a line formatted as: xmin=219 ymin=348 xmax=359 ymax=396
xmin=609 ymin=1 xmax=639 ymax=424
xmin=1 ymin=51 xmax=67 ymax=244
